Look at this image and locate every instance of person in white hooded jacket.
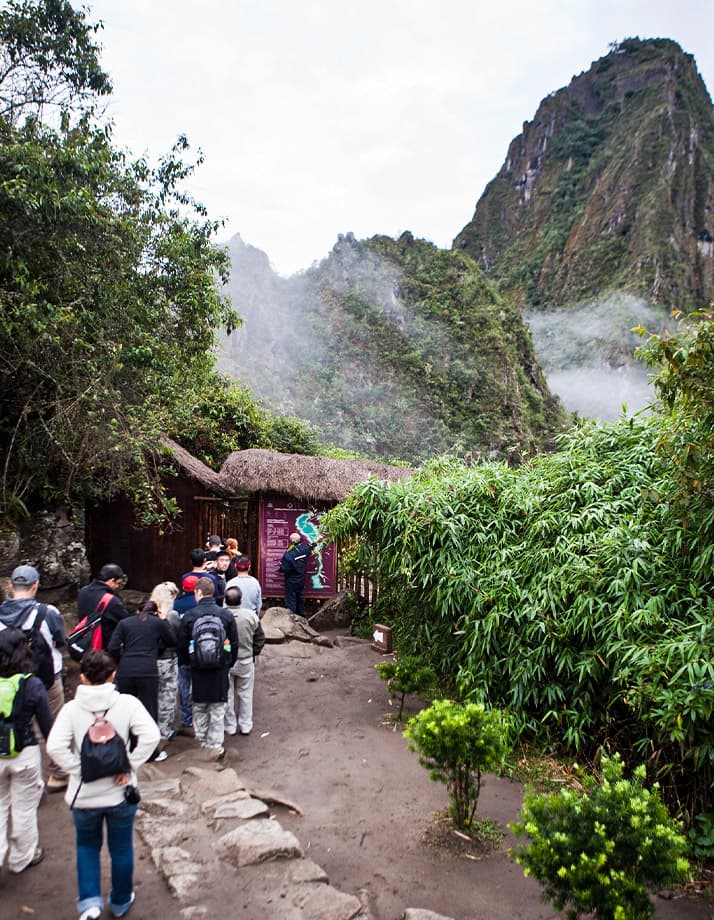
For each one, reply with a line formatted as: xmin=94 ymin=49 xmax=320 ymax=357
xmin=47 ymin=649 xmax=159 ymax=920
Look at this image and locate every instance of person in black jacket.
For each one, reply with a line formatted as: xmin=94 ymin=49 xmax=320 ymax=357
xmin=76 ymin=564 xmax=131 ymax=650
xmin=179 ymin=577 xmax=238 ymax=759
xmin=107 ymin=600 xmax=176 ymax=762
xmin=0 ymin=627 xmax=53 ymax=873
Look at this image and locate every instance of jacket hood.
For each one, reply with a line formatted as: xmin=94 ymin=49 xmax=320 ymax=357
xmin=74 ymin=681 xmax=121 ymax=714
xmin=0 ymin=597 xmax=38 ymax=628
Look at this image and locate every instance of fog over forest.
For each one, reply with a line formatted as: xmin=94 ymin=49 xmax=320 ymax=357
xmin=526 ymin=294 xmax=666 ymax=421
xmin=217 ymin=234 xmax=665 ymax=454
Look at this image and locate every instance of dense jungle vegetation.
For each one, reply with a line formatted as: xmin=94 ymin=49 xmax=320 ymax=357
xmin=326 ymin=312 xmax=714 ymax=820
xmin=0 ymin=0 xmax=319 ymax=524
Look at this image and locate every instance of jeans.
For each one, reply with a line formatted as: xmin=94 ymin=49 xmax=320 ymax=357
xmin=72 ymin=801 xmax=138 ymax=915
xmin=177 ymin=664 xmax=193 ymax=726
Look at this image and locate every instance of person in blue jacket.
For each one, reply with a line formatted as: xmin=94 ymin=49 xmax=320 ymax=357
xmin=279 ymin=532 xmax=314 ymax=616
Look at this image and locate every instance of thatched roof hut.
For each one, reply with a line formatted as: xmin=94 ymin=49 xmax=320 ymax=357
xmin=161 ymin=437 xmax=231 ymax=497
xmin=219 ymin=449 xmax=413 ymax=503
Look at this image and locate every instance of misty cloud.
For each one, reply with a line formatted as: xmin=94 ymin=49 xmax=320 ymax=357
xmin=525 ymin=292 xmax=667 ymax=420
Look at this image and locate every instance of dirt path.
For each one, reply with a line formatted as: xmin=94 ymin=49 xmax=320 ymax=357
xmin=3 ymin=631 xmax=712 ymax=919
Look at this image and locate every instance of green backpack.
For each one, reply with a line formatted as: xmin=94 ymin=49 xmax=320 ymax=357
xmin=0 ymin=674 xmax=28 ymax=757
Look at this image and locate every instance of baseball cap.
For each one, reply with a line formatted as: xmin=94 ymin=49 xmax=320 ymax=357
xmin=10 ymin=564 xmax=40 ymax=586
xmin=182 ymin=574 xmax=200 ymax=592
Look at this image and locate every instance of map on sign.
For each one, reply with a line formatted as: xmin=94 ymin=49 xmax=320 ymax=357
xmin=260 ymin=493 xmax=336 ymax=598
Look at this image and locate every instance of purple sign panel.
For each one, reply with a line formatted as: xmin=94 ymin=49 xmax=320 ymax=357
xmin=260 ymin=493 xmax=336 ymax=598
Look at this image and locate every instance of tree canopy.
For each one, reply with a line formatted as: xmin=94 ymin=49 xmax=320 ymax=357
xmin=0 ymin=0 xmax=111 ymax=123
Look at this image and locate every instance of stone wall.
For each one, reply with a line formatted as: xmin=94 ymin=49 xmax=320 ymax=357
xmin=0 ymin=505 xmax=90 ymax=604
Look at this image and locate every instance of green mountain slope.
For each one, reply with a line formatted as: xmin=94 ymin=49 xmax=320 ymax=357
xmin=453 ymin=38 xmax=714 ymax=311
xmin=216 ymin=232 xmax=567 ymax=463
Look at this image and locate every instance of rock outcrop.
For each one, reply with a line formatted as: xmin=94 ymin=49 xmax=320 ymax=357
xmin=137 ymin=765 xmax=455 ymax=919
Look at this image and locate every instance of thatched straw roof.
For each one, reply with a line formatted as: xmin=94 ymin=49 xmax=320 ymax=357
xmin=219 ymin=449 xmax=413 ymax=503
xmin=161 ymin=438 xmax=231 ymax=496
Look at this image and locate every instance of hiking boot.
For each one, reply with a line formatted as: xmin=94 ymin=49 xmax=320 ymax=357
xmin=47 ymin=775 xmax=69 ymax=792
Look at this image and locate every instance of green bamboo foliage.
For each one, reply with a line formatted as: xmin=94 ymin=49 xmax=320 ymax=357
xmin=324 ymin=414 xmax=714 ymax=813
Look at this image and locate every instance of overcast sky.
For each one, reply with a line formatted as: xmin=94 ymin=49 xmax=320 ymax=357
xmin=88 ymin=0 xmax=714 ymax=276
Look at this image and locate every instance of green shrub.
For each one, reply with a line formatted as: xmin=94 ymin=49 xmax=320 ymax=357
xmin=404 ymin=699 xmax=510 ymax=829
xmin=375 ymin=655 xmax=437 ymax=720
xmin=510 ymin=754 xmax=690 ymax=920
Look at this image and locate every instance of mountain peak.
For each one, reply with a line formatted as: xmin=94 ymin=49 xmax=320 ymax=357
xmin=454 ymin=37 xmax=714 ymax=311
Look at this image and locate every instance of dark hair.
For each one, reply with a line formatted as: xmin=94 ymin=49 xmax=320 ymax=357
xmin=98 ymin=563 xmax=125 ymax=582
xmin=0 ymin=627 xmax=34 ymax=678
xmin=216 ymin=549 xmax=231 ymax=560
xmin=235 ymin=555 xmax=251 ymax=570
xmin=191 ymin=548 xmax=206 ymax=567
xmin=195 ymin=576 xmax=215 ymax=596
xmin=81 ymin=649 xmax=116 ymax=685
xmin=225 ymin=586 xmax=243 ymax=607
xmin=138 ymin=599 xmax=158 ymax=622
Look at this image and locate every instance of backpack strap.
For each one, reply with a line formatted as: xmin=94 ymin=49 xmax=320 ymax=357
xmin=21 ymin=603 xmax=45 ymax=633
xmin=96 ymin=593 xmax=114 ymax=616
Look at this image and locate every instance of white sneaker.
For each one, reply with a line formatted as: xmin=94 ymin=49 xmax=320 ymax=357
xmin=110 ymin=891 xmax=135 ymax=917
xmin=153 ymin=750 xmax=168 ymax=763
xmin=79 ymin=908 xmax=101 ymax=920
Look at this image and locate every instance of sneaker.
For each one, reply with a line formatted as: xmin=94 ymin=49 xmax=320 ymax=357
xmin=46 ymin=775 xmax=69 ymax=792
xmin=10 ymin=847 xmax=44 ymax=873
xmin=79 ymin=908 xmax=101 ymax=920
xmin=110 ymin=891 xmax=135 ymax=917
xmin=153 ymin=750 xmax=168 ymax=763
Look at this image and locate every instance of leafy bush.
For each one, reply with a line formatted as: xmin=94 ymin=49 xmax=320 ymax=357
xmin=688 ymin=811 xmax=714 ymax=862
xmin=510 ymin=754 xmax=690 ymax=920
xmin=375 ymin=655 xmax=436 ymax=720
xmin=325 ymin=411 xmax=714 ymax=815
xmin=404 ymin=699 xmax=510 ymax=829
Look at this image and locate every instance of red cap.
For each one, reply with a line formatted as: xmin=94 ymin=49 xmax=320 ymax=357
xmin=182 ymin=574 xmax=200 ymax=592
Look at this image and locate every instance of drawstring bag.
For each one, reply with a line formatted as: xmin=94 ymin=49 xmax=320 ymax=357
xmin=80 ymin=711 xmax=130 ymax=782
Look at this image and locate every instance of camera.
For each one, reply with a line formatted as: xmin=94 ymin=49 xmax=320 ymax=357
xmin=123 ymin=784 xmax=141 ymax=805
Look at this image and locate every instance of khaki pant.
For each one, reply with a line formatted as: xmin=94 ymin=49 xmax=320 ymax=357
xmin=45 ymin=676 xmax=66 ymax=780
xmin=225 ymin=659 xmax=255 ymax=735
xmin=0 ymin=745 xmax=44 ymax=871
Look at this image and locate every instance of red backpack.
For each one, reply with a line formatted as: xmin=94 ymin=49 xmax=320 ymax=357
xmin=67 ymin=593 xmax=113 ymax=662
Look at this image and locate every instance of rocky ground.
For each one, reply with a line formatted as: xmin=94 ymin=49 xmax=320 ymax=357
xmin=2 ymin=623 xmax=712 ymax=920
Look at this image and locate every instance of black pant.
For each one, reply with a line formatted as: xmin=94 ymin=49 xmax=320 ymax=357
xmin=284 ymin=581 xmax=305 ymax=616
xmin=116 ymin=674 xmax=159 ymax=722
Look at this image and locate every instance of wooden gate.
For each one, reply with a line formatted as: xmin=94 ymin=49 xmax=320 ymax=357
xmin=193 ymin=496 xmax=249 ymax=554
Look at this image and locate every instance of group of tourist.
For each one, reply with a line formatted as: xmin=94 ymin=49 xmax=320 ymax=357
xmin=0 ymin=535 xmax=266 ymax=920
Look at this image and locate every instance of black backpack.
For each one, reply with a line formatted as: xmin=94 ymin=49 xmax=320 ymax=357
xmin=79 ymin=712 xmax=130 ymax=782
xmin=190 ymin=613 xmax=227 ymax=670
xmin=0 ymin=605 xmax=56 ymax=689
xmin=26 ymin=605 xmax=54 ymax=689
